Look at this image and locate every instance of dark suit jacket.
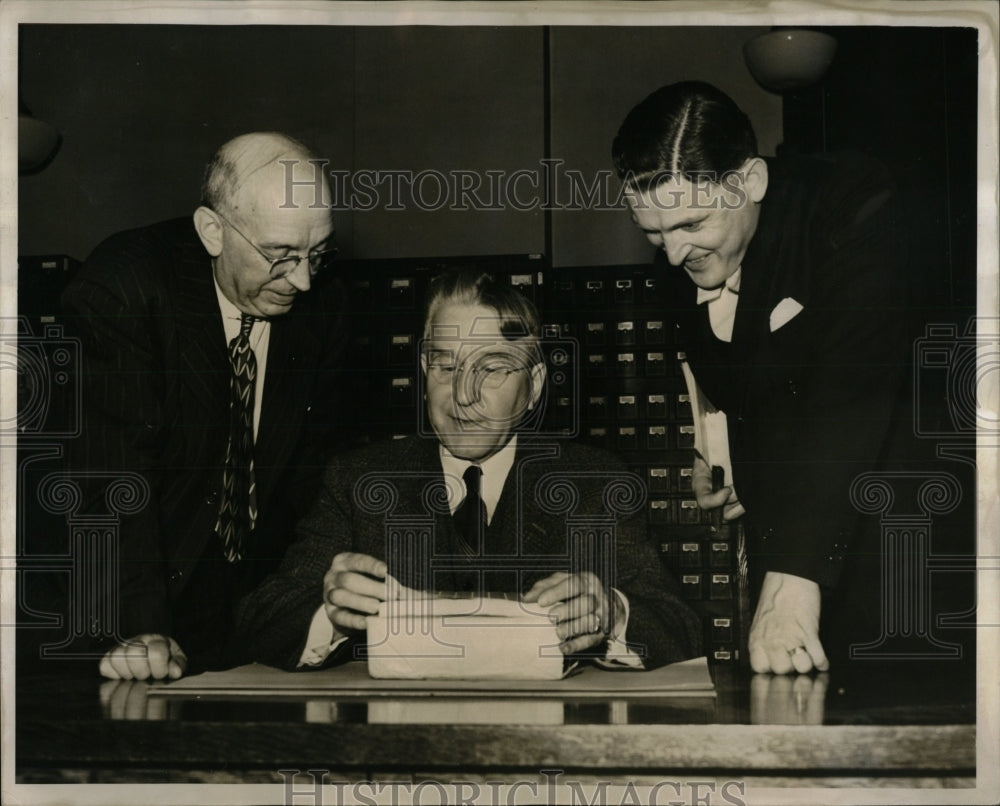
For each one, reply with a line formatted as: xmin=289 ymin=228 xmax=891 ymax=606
xmin=666 ymin=153 xmax=909 ymax=607
xmin=236 ymin=436 xmax=703 ymax=670
xmin=61 ymin=217 xmax=348 ymax=652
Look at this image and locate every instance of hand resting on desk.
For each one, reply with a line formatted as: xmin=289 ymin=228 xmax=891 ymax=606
xmin=324 ymin=553 xmax=625 ymax=658
xmin=749 ymin=571 xmax=829 ymax=675
xmin=324 ymin=551 xmax=404 ymax=637
xmin=521 ymin=571 xmax=624 ymax=655
xmin=99 ymin=633 xmax=188 ymax=680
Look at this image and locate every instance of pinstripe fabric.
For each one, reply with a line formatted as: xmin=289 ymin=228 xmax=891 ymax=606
xmin=61 ymin=218 xmax=348 ymax=648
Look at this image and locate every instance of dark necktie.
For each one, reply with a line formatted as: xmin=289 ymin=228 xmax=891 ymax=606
xmin=217 ymin=313 xmax=258 ymax=562
xmin=453 ymin=464 xmax=486 ymax=557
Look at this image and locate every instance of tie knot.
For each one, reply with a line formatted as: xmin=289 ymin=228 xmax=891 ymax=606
xmin=239 ymin=313 xmax=256 ymax=338
xmin=462 ymin=464 xmax=482 ymax=497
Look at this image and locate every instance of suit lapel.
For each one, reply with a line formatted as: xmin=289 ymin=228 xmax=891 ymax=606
xmin=254 ymin=303 xmax=321 ymax=503
xmin=173 ymin=235 xmax=229 ymax=427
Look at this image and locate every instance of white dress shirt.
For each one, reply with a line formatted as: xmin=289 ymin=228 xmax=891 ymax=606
xmin=696 ymin=267 xmax=741 ymax=343
xmin=439 ymin=438 xmax=518 ymax=523
xmin=299 ymin=435 xmax=641 ymax=668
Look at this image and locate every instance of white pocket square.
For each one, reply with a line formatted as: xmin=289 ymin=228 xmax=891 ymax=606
xmin=769 ymin=297 xmax=804 ymax=332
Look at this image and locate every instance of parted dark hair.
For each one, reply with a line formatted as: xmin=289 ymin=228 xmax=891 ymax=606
xmin=612 ymin=81 xmax=758 ymax=190
xmin=422 ymin=269 xmax=542 ymax=361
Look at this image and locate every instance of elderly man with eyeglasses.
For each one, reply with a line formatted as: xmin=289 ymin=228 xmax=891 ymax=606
xmin=235 ymin=270 xmax=702 ymax=673
xmin=60 ymin=132 xmax=348 ymax=679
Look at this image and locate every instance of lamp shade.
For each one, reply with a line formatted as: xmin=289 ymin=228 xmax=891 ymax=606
xmin=743 ymin=29 xmax=837 ymax=93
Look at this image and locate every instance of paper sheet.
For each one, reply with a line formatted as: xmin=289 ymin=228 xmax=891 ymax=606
xmin=152 ymin=656 xmax=715 ymax=699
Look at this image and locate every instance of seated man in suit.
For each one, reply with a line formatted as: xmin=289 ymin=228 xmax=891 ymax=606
xmin=61 ymin=132 xmax=348 ymax=679
xmin=237 ymin=270 xmax=702 ymax=670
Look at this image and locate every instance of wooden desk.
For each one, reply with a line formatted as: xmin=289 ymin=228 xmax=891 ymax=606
xmin=14 ymin=657 xmax=978 ymax=796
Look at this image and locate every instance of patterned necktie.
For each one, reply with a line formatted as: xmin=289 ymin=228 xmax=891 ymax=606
xmin=453 ymin=465 xmax=486 ymax=558
xmin=217 ymin=313 xmax=258 ymax=562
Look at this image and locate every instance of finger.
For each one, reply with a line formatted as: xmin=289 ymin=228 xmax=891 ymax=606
xmin=553 ymin=611 xmax=597 ymax=641
xmin=167 ymin=639 xmax=188 ymax=678
xmin=766 ymin=645 xmax=795 ymax=675
xmin=385 ymin=573 xmax=420 ymax=601
xmin=331 ymin=552 xmax=387 ymax=579
xmin=789 ymin=646 xmax=814 ymax=674
xmin=522 ymin=572 xmax=569 ymax=603
xmin=692 ymin=485 xmax=733 ymax=511
xmin=559 ymin=631 xmax=604 ymax=655
xmin=108 ymin=646 xmax=136 ymax=680
xmin=536 ymin=574 xmax=594 ymax=609
xmin=331 ymin=570 xmax=387 ymax=602
xmin=325 ymin=601 xmax=369 ymax=632
xmin=723 ymin=501 xmax=746 ymax=521
xmin=122 ymin=640 xmax=153 ymax=681
xmin=99 ymin=652 xmax=120 ymax=680
xmin=803 ymin=632 xmax=830 ymax=672
xmin=552 ymin=593 xmax=601 ymax=630
xmin=749 ymin=640 xmax=772 ymax=674
xmin=144 ymin=636 xmax=171 ymax=680
xmin=329 ymin=585 xmax=384 ymax=616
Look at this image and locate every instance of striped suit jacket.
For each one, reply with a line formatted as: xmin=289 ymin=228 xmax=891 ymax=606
xmin=61 ymin=217 xmax=348 ymax=646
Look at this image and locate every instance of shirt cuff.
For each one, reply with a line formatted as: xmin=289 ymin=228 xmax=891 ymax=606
xmin=597 ymin=588 xmax=644 ymax=669
xmin=298 ymin=605 xmax=349 ymax=667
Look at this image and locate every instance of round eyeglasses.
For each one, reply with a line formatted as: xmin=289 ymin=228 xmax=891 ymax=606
xmin=213 ymin=209 xmax=338 ymax=279
xmin=426 ymin=355 xmax=529 ymax=390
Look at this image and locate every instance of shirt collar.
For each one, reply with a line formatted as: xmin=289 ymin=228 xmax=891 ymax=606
xmin=213 ymin=276 xmax=244 ymax=321
xmin=439 ymin=435 xmax=518 ymax=522
xmin=696 ymin=267 xmax=742 ymax=305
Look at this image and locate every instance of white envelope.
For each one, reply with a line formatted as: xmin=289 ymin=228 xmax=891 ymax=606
xmin=769 ymin=297 xmax=804 ymax=332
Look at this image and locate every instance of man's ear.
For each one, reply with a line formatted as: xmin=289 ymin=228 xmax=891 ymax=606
xmin=528 ymin=361 xmax=547 ymax=410
xmin=193 ymin=206 xmax=224 ymax=257
xmin=741 ymin=157 xmax=769 ymax=204
xmin=420 ymin=351 xmax=428 ymax=377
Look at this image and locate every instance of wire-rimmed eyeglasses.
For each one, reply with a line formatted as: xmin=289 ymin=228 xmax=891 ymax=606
xmin=425 ymin=352 xmax=530 ymax=390
xmin=213 ymin=209 xmax=338 ymax=279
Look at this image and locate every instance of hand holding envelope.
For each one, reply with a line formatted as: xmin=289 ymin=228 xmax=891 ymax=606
xmin=324 ymin=551 xmax=396 ymax=636
xmin=523 ymin=571 xmax=625 ymax=655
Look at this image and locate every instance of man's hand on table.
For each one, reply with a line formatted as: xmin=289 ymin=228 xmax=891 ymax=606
xmin=99 ymin=633 xmax=188 ymax=680
xmin=324 ymin=551 xmax=396 ymax=636
xmin=522 ymin=572 xmax=623 ymax=655
xmin=749 ymin=571 xmax=829 ymax=674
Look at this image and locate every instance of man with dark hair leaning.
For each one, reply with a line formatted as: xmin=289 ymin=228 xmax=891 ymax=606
xmin=61 ymin=132 xmax=348 ymax=679
xmin=237 ymin=271 xmax=702 ymax=671
xmin=612 ymin=81 xmax=910 ymax=674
